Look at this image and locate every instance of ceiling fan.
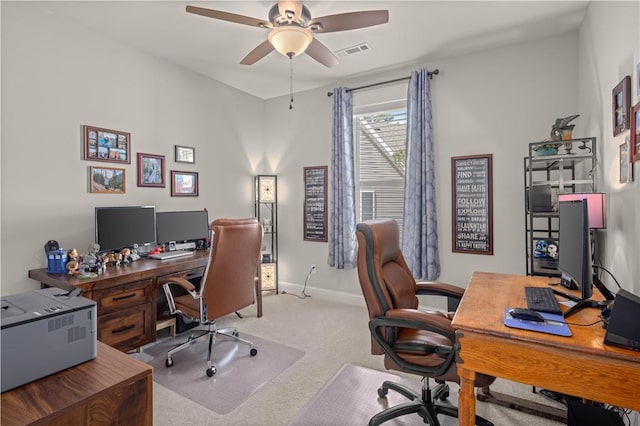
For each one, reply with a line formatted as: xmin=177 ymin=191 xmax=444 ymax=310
xmin=186 ymin=1 xmax=389 ymax=68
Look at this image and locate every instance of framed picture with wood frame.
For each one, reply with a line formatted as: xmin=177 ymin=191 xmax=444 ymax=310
xmin=83 ymin=125 xmax=130 ymax=164
xmin=137 ymin=153 xmax=165 ymax=187
xmin=630 ymin=101 xmax=640 ymax=163
xmin=612 ymin=76 xmax=631 ymax=137
xmin=171 ymin=170 xmax=198 ymax=196
xmin=89 ymin=166 xmax=126 ymax=194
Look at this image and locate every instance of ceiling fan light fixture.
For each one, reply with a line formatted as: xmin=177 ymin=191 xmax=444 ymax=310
xmin=268 ymin=26 xmax=313 ymax=58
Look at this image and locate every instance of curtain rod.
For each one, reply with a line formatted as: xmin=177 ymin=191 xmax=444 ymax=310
xmin=326 ymin=69 xmax=439 ymax=97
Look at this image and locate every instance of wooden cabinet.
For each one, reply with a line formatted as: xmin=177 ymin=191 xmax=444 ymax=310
xmin=1 ymin=342 xmax=152 ymax=425
xmin=28 ymin=252 xmax=262 ymax=352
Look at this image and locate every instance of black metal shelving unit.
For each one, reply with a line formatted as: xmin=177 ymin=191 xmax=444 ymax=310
xmin=524 ymin=137 xmax=596 ymax=277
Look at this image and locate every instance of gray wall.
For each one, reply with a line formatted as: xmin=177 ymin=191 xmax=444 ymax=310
xmin=2 ymin=2 xmax=638 ymax=302
xmin=577 ymin=1 xmax=640 ymax=297
xmin=1 ymin=2 xmax=265 ymax=295
xmin=266 ymin=32 xmax=581 ymax=302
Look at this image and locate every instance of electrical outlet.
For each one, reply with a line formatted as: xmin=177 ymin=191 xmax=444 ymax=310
xmin=310 ymin=264 xmax=317 ymax=274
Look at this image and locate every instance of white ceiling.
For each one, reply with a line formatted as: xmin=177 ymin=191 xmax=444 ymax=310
xmin=38 ymin=1 xmax=589 ymax=99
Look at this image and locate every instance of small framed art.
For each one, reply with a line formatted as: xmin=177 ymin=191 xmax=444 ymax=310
xmin=83 ymin=125 xmax=130 ymax=164
xmin=631 ymin=101 xmax=640 ymax=163
xmin=620 ymin=138 xmax=632 ymax=184
xmin=175 ymin=145 xmax=195 ymax=164
xmin=137 ymin=153 xmax=165 ymax=187
xmin=90 ymin=166 xmax=126 ymax=194
xmin=171 ymin=170 xmax=198 ymax=196
xmin=612 ymin=76 xmax=631 ymax=137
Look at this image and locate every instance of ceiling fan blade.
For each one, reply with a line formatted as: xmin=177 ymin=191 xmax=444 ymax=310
xmin=186 ymin=5 xmax=271 ymax=29
xmin=278 ymin=0 xmax=303 ymax=22
xmin=305 ymin=38 xmax=339 ymax=68
xmin=308 ymin=10 xmax=389 ymax=33
xmin=240 ymin=40 xmax=275 ymax=65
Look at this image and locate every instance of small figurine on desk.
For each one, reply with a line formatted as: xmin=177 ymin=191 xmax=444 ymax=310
xmin=120 ymin=248 xmax=132 ymax=264
xmin=66 ymin=248 xmax=80 ymax=275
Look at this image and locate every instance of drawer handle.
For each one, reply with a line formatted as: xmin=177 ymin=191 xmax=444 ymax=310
xmin=112 ymin=324 xmax=136 ymax=334
xmin=112 ymin=293 xmax=136 ymax=302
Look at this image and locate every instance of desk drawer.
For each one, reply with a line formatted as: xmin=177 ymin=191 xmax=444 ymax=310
xmin=159 ymin=266 xmax=205 ymax=282
xmin=94 ymin=279 xmax=153 ymax=313
xmin=98 ymin=303 xmax=154 ymax=351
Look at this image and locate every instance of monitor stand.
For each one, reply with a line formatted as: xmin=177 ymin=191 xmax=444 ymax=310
xmin=562 ymin=275 xmax=614 ymax=318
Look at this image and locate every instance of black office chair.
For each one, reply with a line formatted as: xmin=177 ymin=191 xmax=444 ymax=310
xmin=356 ymin=219 xmax=495 ymax=426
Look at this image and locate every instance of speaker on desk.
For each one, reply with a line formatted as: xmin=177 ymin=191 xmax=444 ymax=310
xmin=604 ymin=288 xmax=640 ymax=351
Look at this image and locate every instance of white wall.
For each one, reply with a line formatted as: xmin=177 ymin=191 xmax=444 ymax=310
xmin=265 ymin=32 xmax=580 ymax=299
xmin=578 ymin=1 xmax=640 ymax=295
xmin=1 ymin=3 xmax=265 ymax=295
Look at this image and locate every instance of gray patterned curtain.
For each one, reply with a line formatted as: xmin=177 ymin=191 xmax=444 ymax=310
xmin=401 ymin=69 xmax=440 ymax=280
xmin=328 ymin=87 xmax=357 ymax=269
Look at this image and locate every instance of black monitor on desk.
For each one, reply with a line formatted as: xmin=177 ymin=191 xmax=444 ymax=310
xmin=156 ymin=210 xmax=209 ymax=247
xmin=558 ymin=199 xmax=611 ymax=317
xmin=95 ymin=206 xmax=156 ymax=253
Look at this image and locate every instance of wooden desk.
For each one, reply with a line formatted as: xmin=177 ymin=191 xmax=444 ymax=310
xmin=451 ymin=272 xmax=640 ymax=426
xmin=1 ymin=341 xmax=152 ymax=425
xmin=29 ymin=251 xmax=262 ymax=352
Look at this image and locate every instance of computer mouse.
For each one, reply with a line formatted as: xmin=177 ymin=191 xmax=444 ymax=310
xmin=508 ymin=308 xmax=545 ymax=322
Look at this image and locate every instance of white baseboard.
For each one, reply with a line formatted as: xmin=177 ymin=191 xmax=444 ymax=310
xmin=278 ymin=281 xmax=441 ymax=312
xmin=279 ymin=281 xmax=366 ymax=307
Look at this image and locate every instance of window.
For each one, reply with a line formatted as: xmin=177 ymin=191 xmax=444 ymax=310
xmin=356 ymin=108 xmax=407 ymax=233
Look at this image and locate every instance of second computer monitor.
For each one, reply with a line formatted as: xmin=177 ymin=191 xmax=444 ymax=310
xmin=156 ymin=210 xmax=209 ymax=245
xmin=558 ymin=199 xmax=593 ymax=300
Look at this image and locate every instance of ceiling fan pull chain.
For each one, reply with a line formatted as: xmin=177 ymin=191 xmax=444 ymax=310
xmin=289 ymin=53 xmax=294 ymax=110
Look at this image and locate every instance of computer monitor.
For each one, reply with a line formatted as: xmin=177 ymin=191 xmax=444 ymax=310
xmin=558 ymin=199 xmax=607 ymax=317
xmin=558 ymin=199 xmax=592 ymax=298
xmin=95 ymin=206 xmax=157 ymax=253
xmin=156 ymin=210 xmax=209 ymax=245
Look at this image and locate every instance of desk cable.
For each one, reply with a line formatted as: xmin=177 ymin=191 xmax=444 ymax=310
xmin=281 ymin=266 xmax=313 ymax=300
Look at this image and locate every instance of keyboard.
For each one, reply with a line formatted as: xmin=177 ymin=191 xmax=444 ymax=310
xmin=148 ymin=250 xmax=194 ymax=260
xmin=524 ymin=286 xmax=562 ymax=315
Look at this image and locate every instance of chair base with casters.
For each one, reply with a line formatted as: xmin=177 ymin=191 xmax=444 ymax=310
xmin=165 ymin=321 xmax=258 ymax=377
xmin=370 ymin=378 xmax=493 ymax=426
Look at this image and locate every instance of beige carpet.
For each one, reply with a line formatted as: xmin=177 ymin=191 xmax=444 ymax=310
xmin=289 ymin=363 xmax=567 ymax=426
xmin=136 ymin=331 xmax=304 ymax=414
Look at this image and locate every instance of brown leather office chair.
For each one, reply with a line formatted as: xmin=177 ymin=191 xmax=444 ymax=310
xmin=356 ymin=219 xmax=495 ymax=426
xmin=160 ymin=218 xmax=262 ymax=377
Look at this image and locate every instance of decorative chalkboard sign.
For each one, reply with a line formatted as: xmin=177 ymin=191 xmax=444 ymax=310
xmin=303 ymin=166 xmax=328 ymax=242
xmin=451 ymin=154 xmax=493 ymax=255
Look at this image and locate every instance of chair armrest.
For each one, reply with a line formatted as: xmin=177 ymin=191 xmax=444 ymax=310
xmin=159 ymin=276 xmax=197 ymax=314
xmin=416 ymin=281 xmax=464 ymax=300
xmin=369 ymin=308 xmax=456 ymax=377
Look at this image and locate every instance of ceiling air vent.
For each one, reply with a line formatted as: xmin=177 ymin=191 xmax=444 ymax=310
xmin=335 ymin=42 xmax=371 ymax=57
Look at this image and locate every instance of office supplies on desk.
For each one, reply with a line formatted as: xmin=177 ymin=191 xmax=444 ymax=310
xmin=504 ymin=308 xmax=571 ymax=336
xmin=525 ymin=286 xmax=562 ymax=314
xmin=508 ymin=308 xmax=545 ymax=322
xmin=148 ymin=250 xmax=194 ymax=260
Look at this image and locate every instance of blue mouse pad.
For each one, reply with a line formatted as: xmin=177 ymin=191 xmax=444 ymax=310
xmin=504 ymin=308 xmax=572 ymax=337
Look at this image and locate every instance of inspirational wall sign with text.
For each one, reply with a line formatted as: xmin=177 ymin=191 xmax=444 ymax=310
xmin=451 ymin=154 xmax=493 ymax=255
